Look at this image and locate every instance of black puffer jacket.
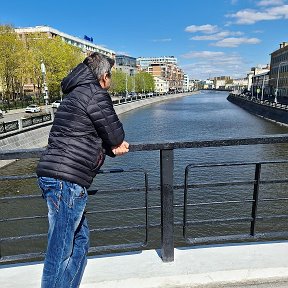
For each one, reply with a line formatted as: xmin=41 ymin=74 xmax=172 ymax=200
xmin=36 ymin=63 xmax=125 ymax=188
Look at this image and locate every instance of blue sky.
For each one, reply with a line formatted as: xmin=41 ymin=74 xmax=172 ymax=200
xmin=1 ymin=0 xmax=288 ymax=80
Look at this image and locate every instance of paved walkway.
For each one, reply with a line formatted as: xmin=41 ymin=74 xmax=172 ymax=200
xmin=1 ymin=241 xmax=288 ymax=288
xmin=194 ymin=280 xmax=288 ymax=287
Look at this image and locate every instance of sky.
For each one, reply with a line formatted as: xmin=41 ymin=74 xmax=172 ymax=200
xmin=1 ymin=0 xmax=288 ymax=80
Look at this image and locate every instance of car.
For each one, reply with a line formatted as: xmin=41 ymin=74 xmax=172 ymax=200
xmin=51 ymin=100 xmax=62 ymax=109
xmin=25 ymin=104 xmax=41 ymax=113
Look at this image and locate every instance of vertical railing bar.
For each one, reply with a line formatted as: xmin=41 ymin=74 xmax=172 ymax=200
xmin=250 ymin=163 xmax=261 ymax=236
xmin=183 ymin=166 xmax=189 ymax=239
xmin=144 ymin=172 xmax=149 ymax=244
xmin=160 ymin=148 xmax=174 ymax=262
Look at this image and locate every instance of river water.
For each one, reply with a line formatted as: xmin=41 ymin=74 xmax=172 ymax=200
xmin=1 ymin=91 xmax=288 ymax=259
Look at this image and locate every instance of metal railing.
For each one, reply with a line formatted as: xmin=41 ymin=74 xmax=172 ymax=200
xmin=1 ymin=134 xmax=288 ymax=264
xmin=230 ymin=93 xmax=288 ymax=110
xmin=111 ymin=91 xmax=181 ymax=106
xmin=0 ymin=113 xmax=52 ymax=135
xmin=183 ymin=161 xmax=288 ymax=244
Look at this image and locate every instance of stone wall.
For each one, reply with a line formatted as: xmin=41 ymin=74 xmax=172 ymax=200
xmin=227 ymin=94 xmax=288 ymax=126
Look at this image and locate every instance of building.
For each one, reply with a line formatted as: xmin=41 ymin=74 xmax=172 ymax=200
xmin=227 ymin=78 xmax=248 ymax=93
xmin=145 ymin=63 xmax=183 ymax=91
xmin=247 ymin=65 xmax=270 ymax=91
xmin=115 ymin=55 xmax=137 ymax=76
xmin=270 ymin=42 xmax=288 ymax=101
xmin=203 ymin=79 xmax=214 ymax=89
xmin=137 ymin=56 xmax=184 ymax=92
xmin=251 ymin=71 xmax=270 ymax=100
xmin=136 ymin=56 xmax=177 ymax=68
xmin=154 ymin=76 xmax=169 ymax=94
xmin=214 ymin=76 xmax=231 ymax=89
xmin=183 ymin=74 xmax=190 ymax=92
xmin=189 ymin=79 xmax=198 ymax=91
xmin=15 ymin=25 xmax=115 ymax=59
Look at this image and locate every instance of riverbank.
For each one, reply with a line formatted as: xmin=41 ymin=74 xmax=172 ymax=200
xmin=0 ymin=92 xmax=196 ymax=168
xmin=114 ymin=92 xmax=194 ymax=115
xmin=227 ymin=93 xmax=288 ymax=126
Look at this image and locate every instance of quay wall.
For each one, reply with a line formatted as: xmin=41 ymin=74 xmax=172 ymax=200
xmin=227 ymin=94 xmax=288 ymax=126
xmin=0 ymin=93 xmax=193 ymax=167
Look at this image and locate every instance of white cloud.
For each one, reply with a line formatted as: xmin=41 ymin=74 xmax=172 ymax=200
xmin=180 ymin=51 xmax=248 ymax=79
xmin=184 ymin=24 xmax=219 ymax=34
xmin=257 ymin=0 xmax=284 ymax=6
xmin=191 ymin=31 xmax=243 ymax=41
xmin=152 ymin=38 xmax=172 ymax=42
xmin=227 ymin=5 xmax=288 ymax=24
xmin=181 ymin=51 xmax=225 ymax=59
xmin=212 ymin=37 xmax=261 ymax=47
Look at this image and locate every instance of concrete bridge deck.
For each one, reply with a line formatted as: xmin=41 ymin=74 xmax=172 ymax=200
xmin=1 ymin=241 xmax=288 ymax=288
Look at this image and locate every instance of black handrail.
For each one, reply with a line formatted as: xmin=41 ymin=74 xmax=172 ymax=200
xmin=1 ymin=134 xmax=288 ymax=264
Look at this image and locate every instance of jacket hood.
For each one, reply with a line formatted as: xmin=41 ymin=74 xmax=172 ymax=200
xmin=61 ymin=63 xmax=99 ymax=94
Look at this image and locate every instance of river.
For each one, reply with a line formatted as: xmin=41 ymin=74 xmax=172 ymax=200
xmin=1 ymin=90 xmax=288 ymax=259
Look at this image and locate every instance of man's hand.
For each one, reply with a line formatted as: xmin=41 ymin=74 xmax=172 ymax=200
xmin=112 ymin=141 xmax=129 ymax=156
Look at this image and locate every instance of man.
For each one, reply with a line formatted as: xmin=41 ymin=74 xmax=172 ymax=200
xmin=36 ymin=52 xmax=129 ymax=287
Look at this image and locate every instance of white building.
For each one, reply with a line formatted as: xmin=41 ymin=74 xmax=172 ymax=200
xmin=189 ymin=79 xmax=198 ymax=91
xmin=247 ymin=65 xmax=270 ymax=91
xmin=227 ymin=78 xmax=248 ymax=93
xmin=137 ymin=56 xmax=177 ymax=68
xmin=182 ymin=74 xmax=189 ymax=91
xmin=214 ymin=79 xmax=226 ymax=89
xmin=154 ymin=76 xmax=169 ymax=94
xmin=203 ymin=79 xmax=214 ymax=89
xmin=15 ymin=26 xmax=115 ymax=59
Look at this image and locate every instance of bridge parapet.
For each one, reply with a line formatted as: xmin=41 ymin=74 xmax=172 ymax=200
xmin=1 ymin=135 xmax=288 ymax=264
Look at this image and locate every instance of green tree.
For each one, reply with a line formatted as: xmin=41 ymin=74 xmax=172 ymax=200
xmin=110 ymin=70 xmax=126 ymax=95
xmin=25 ymin=33 xmax=83 ymax=101
xmin=0 ymin=25 xmax=26 ymax=100
xmin=135 ymin=71 xmax=155 ymax=93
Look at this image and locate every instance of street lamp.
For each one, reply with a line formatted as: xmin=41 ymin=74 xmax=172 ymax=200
xmin=274 ymin=61 xmax=288 ymax=104
xmin=41 ymin=61 xmax=49 ymax=113
xmin=125 ymin=73 xmax=128 ymax=98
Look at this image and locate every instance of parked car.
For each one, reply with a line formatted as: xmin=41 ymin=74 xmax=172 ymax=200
xmin=25 ymin=104 xmax=41 ymax=113
xmin=51 ymin=100 xmax=62 ymax=109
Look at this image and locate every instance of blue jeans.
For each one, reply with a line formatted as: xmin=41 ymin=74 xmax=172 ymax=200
xmin=38 ymin=177 xmax=89 ymax=288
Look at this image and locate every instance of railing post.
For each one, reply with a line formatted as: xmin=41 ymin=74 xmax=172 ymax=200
xmin=160 ymin=148 xmax=174 ymax=262
xmin=18 ymin=119 xmax=23 ymax=131
xmin=250 ymin=163 xmax=261 ymax=236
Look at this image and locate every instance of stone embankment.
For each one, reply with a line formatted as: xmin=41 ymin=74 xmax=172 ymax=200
xmin=227 ymin=93 xmax=288 ymax=126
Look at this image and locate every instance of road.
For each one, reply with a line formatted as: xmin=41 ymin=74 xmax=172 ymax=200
xmin=0 ymin=106 xmax=52 ymax=122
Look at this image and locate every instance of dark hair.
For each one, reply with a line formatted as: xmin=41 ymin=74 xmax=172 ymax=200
xmin=83 ymin=52 xmax=115 ymax=81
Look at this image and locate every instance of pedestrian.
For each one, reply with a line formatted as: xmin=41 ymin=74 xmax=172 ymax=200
xmin=36 ymin=52 xmax=129 ymax=288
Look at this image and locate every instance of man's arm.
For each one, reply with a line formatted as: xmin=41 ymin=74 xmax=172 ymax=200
xmin=87 ymin=91 xmax=125 ymax=151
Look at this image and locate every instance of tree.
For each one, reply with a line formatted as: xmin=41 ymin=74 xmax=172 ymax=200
xmin=135 ymin=71 xmax=155 ymax=93
xmin=0 ymin=25 xmax=26 ymax=100
xmin=25 ymin=33 xmax=83 ymax=101
xmin=110 ymin=70 xmax=126 ymax=95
